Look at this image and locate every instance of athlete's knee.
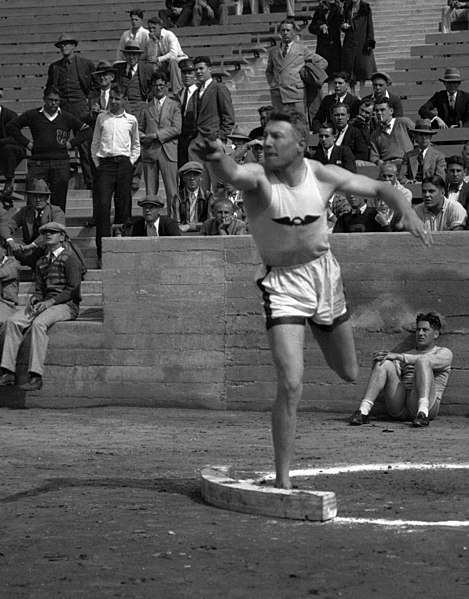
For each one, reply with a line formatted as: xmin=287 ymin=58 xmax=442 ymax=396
xmin=277 ymin=371 xmax=303 ymax=403
xmin=413 ymin=355 xmax=433 ymax=374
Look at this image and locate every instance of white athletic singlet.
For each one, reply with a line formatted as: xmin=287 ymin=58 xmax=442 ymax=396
xmin=247 ymin=159 xmax=330 ymax=267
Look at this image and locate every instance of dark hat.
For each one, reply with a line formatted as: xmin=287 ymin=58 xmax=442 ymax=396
xmin=93 ymin=60 xmax=117 ymax=75
xmin=39 ymin=221 xmax=67 ymax=235
xmin=54 ymin=33 xmax=79 ymax=48
xmin=439 ymin=67 xmax=462 ymax=82
xmin=137 ymin=196 xmax=165 ymax=208
xmin=409 ymin=118 xmax=437 ymax=135
xmin=227 ymin=125 xmax=251 ymax=142
xmin=123 ymin=42 xmax=144 ymax=54
xmin=371 ymin=71 xmax=391 ymax=84
xmin=25 ymin=179 xmax=52 ymax=195
xmin=178 ymin=161 xmax=204 ymax=176
xmin=178 ymin=58 xmax=195 ymax=72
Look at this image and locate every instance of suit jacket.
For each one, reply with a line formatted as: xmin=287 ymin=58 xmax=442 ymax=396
xmin=333 ymin=206 xmax=389 ymax=233
xmin=193 ymin=80 xmax=235 ymax=142
xmin=401 ymin=146 xmax=447 ymax=182
xmin=138 ymin=96 xmax=181 ymax=163
xmin=0 ymin=204 xmax=66 ymax=246
xmin=418 ymin=89 xmax=469 ymax=127
xmin=446 ymin=181 xmax=469 ymax=215
xmin=313 ymin=144 xmax=356 ymax=173
xmin=312 ymin=92 xmax=360 ymax=133
xmin=46 ymin=54 xmax=95 ymax=98
xmin=266 ymin=41 xmax=315 ymax=104
xmin=339 ymin=125 xmax=370 ymax=161
xmin=175 ymin=85 xmax=197 ymax=138
xmin=132 ymin=215 xmax=181 ymax=236
xmin=82 ymin=91 xmax=112 ymax=127
xmin=114 ymin=62 xmax=154 ymax=103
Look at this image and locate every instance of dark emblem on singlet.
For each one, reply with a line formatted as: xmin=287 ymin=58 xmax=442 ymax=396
xmin=272 ymin=215 xmax=320 ymax=227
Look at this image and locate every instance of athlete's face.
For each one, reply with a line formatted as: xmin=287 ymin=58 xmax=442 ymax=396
xmin=263 ymin=120 xmax=305 ymax=169
xmin=415 ymin=320 xmax=438 ymax=350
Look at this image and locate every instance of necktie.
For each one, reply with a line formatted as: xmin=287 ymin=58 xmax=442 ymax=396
xmin=198 ymin=83 xmax=205 ymax=98
xmin=281 ymin=43 xmax=288 ymax=59
xmin=126 ymin=66 xmax=133 ymax=79
xmin=416 ymin=151 xmax=424 ymax=182
xmin=449 ymin=93 xmax=456 ymax=110
xmin=100 ymin=91 xmax=106 ymax=109
xmin=155 ymin=99 xmax=162 ymax=120
xmin=34 ymin=211 xmax=42 ymax=235
xmin=181 ymin=87 xmax=189 ymax=114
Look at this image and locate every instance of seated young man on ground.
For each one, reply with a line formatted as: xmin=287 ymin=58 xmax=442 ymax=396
xmin=349 ymin=312 xmax=453 ymax=428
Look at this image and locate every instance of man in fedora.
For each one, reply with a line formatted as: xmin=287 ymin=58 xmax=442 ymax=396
xmin=171 ymin=161 xmax=213 ymax=233
xmin=0 ymin=222 xmax=82 ymax=392
xmin=176 ymin=59 xmax=198 ymax=169
xmin=114 ymin=42 xmax=153 ymax=118
xmin=362 ymin=71 xmax=404 ymax=126
xmin=46 ymin=33 xmax=96 ymax=190
xmin=138 ymin=71 xmax=181 ymax=217
xmin=227 ymin=125 xmax=252 ymax=164
xmin=401 ymin=119 xmax=447 ymax=184
xmin=132 ymin=196 xmax=181 ymax=236
xmin=0 ymin=179 xmax=65 ymax=269
xmin=419 ymin=68 xmax=469 ymax=129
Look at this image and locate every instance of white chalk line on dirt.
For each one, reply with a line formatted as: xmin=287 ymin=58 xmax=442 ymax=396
xmin=333 ymin=518 xmax=469 ymax=528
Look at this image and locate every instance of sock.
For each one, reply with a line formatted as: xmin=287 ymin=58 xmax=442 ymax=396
xmin=359 ymin=399 xmax=374 ymax=416
xmin=417 ymin=398 xmax=429 ymax=417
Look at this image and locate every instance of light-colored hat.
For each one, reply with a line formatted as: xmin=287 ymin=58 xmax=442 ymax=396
xmin=39 ymin=221 xmax=67 ymax=235
xmin=439 ymin=68 xmax=462 ymax=82
xmin=371 ymin=71 xmax=391 ymax=84
xmin=227 ymin=125 xmax=251 ymax=142
xmin=54 ymin=33 xmax=79 ymax=48
xmin=25 ymin=179 xmax=52 ymax=195
xmin=137 ymin=196 xmax=165 ymax=208
xmin=409 ymin=118 xmax=437 ymax=135
xmin=178 ymin=161 xmax=204 ymax=176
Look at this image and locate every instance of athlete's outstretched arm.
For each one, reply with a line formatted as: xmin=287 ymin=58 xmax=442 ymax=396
xmin=315 ymin=163 xmax=432 ymax=246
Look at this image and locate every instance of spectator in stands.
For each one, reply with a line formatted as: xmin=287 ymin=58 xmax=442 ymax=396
xmin=46 ymin=33 xmax=96 ymax=192
xmin=132 ymin=197 xmax=181 ymax=236
xmin=341 ymin=0 xmax=377 ymax=93
xmin=159 ymin=0 xmax=195 ymax=28
xmin=265 ymin=19 xmax=318 ymax=119
xmin=418 ymin=68 xmax=469 ymax=129
xmin=461 ymin=141 xmax=469 ymax=180
xmin=312 ymin=124 xmax=356 ymax=172
xmin=312 ymin=71 xmax=360 ymax=133
xmin=442 ymin=1 xmax=469 ymax=33
xmin=193 ymin=0 xmax=226 ymax=26
xmin=145 ymin=16 xmax=188 ymax=92
xmin=7 ymin=85 xmax=92 ymax=213
xmin=139 ymin=72 xmax=181 ymax=217
xmin=91 ymin=83 xmax=140 ymax=269
xmin=369 ymin=99 xmax=414 ymax=166
xmin=362 ymin=72 xmax=404 ymax=121
xmin=187 ymin=56 xmax=235 ymax=191
xmin=401 ymin=119 xmax=447 ymax=184
xmin=172 ymin=161 xmax=213 ymax=233
xmin=235 ymin=0 xmax=271 ymax=15
xmin=227 ymin=126 xmax=252 ymax=164
xmin=333 ymin=194 xmax=391 ymax=232
xmin=176 ymin=59 xmax=198 ymax=169
xmin=0 ymin=97 xmax=26 ymax=200
xmin=349 ymin=97 xmax=375 ymax=146
xmin=114 ymin=43 xmax=153 ymax=118
xmin=82 ymin=60 xmax=117 ymax=229
xmin=200 ymin=199 xmax=246 ymax=235
xmin=445 ymin=155 xmax=469 ymax=208
xmin=248 ymin=138 xmax=264 ymax=163
xmin=0 ymin=222 xmax=81 ymax=391
xmin=378 ymin=161 xmax=412 ymax=205
xmin=117 ymin=8 xmax=150 ymax=62
xmin=249 ymin=105 xmax=273 ymax=141
xmin=308 ymin=1 xmax=344 ymax=82
xmin=330 ymin=102 xmax=370 ymax=162
xmin=349 ymin=312 xmax=453 ymax=428
xmin=0 ymin=236 xmax=19 ymax=324
xmin=414 ymin=175 xmax=467 ymax=231
xmin=0 ymin=179 xmax=65 ymax=269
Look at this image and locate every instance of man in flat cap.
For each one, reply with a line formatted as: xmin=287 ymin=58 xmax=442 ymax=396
xmin=172 ymin=161 xmax=213 ymax=233
xmin=7 ymin=85 xmax=92 ymax=213
xmin=145 ymin=16 xmax=188 ymax=92
xmin=176 ymin=59 xmax=198 ymax=169
xmin=418 ymin=68 xmax=469 ymax=129
xmin=0 ymin=179 xmax=65 ymax=269
xmin=401 ymin=119 xmax=446 ymax=184
xmin=132 ymin=197 xmax=181 ymax=236
xmin=361 ymin=71 xmax=404 ymax=126
xmin=117 ymin=8 xmax=150 ymax=62
xmin=139 ymin=71 xmax=181 ymax=217
xmin=0 ymin=222 xmax=82 ymax=391
xmin=46 ymin=33 xmax=96 ymax=190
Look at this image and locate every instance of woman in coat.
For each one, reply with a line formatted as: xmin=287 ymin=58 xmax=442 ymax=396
xmin=341 ymin=0 xmax=377 ymax=92
xmin=308 ymin=0 xmax=344 ymax=83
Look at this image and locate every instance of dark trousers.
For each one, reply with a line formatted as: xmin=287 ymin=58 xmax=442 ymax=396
xmin=62 ymin=100 xmax=93 ymax=189
xmin=0 ymin=144 xmax=26 ymax=180
xmin=158 ymin=7 xmax=193 ymax=27
xmin=177 ymin=134 xmax=191 ymax=170
xmin=27 ymin=158 xmax=70 ymax=212
xmin=95 ymin=156 xmax=133 ymax=258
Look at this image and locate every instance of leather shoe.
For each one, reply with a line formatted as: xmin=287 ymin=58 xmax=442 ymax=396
xmin=411 ymin=411 xmax=429 ymax=428
xmin=0 ymin=371 xmax=16 ymax=386
xmin=19 ymin=375 xmax=43 ymax=391
xmin=349 ymin=409 xmax=371 ymax=426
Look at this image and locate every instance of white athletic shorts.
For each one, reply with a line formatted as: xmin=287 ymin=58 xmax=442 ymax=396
xmin=255 ymin=250 xmax=349 ymax=331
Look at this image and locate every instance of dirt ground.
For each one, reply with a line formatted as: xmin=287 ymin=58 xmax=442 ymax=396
xmin=1 ymin=407 xmax=469 ymax=599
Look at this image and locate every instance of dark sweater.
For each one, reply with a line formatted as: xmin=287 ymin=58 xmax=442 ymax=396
xmin=7 ymin=108 xmax=92 ymax=161
xmin=333 ymin=206 xmax=390 ymax=233
xmin=33 ymin=247 xmax=82 ymax=307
